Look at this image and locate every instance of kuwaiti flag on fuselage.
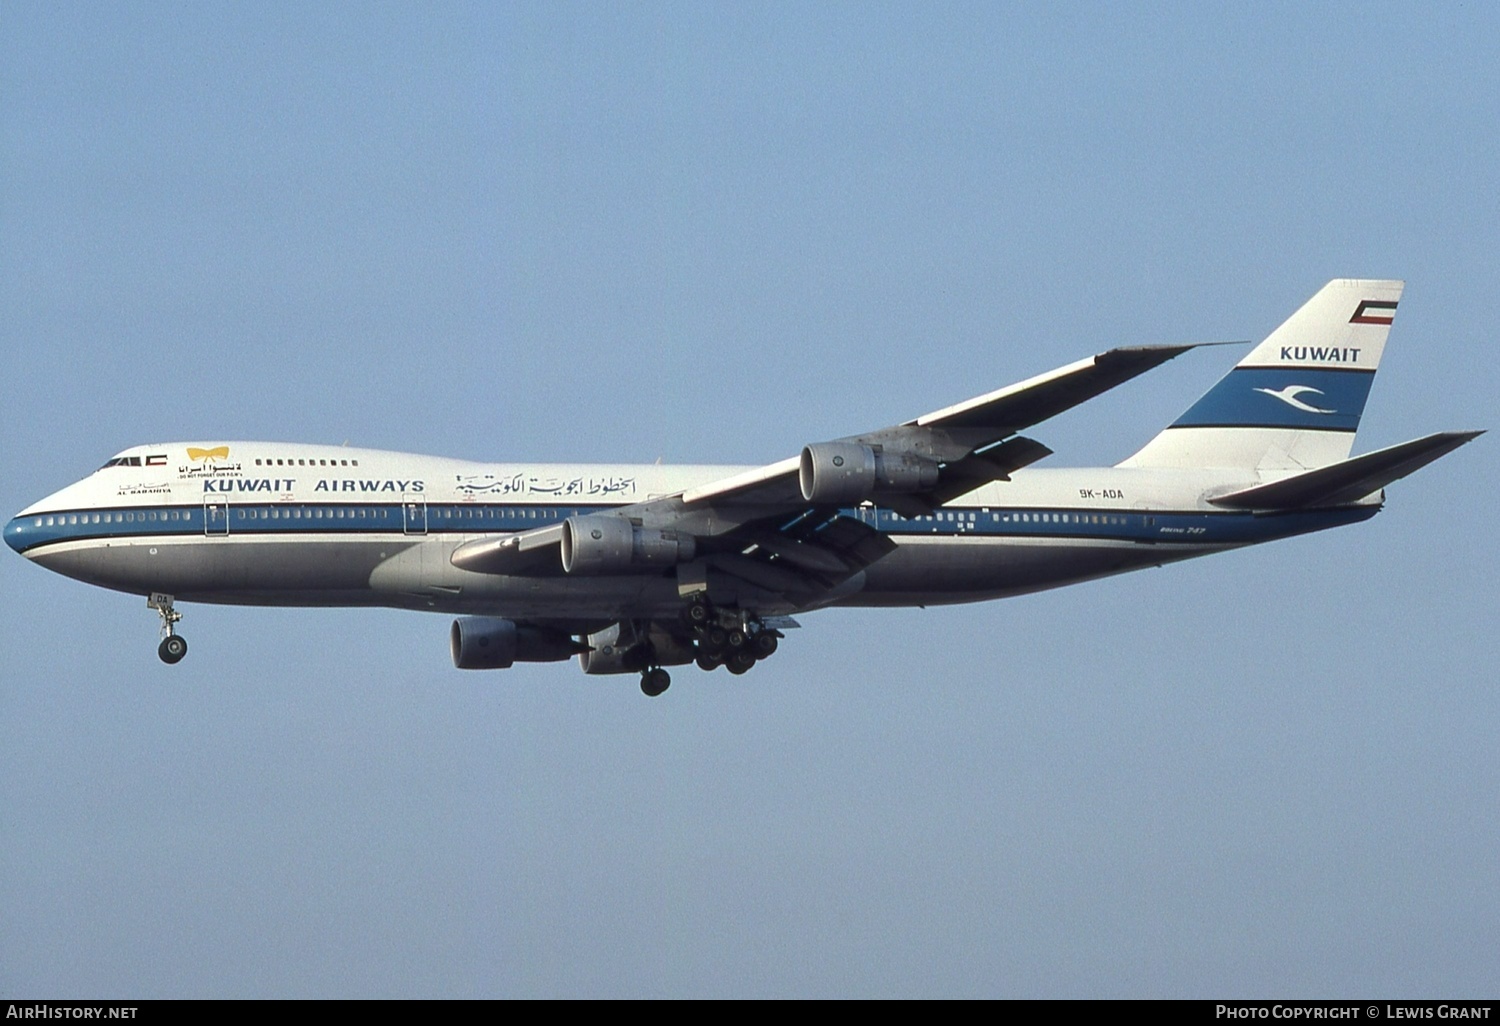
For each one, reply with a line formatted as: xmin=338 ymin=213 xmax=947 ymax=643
xmin=1119 ymin=279 xmax=1403 ymax=471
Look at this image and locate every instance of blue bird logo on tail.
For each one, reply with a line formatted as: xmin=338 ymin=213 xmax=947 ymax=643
xmin=1253 ymin=385 xmax=1336 ymax=414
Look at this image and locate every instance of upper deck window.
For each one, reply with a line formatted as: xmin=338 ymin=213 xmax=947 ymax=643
xmin=253 ymin=455 xmax=358 ymax=467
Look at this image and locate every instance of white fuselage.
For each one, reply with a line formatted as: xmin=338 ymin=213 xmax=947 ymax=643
xmin=6 ymin=441 xmax=1379 ymax=628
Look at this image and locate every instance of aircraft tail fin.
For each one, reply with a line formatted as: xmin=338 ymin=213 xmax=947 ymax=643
xmin=1206 ymin=431 xmax=1482 ymax=510
xmin=1119 ymin=279 xmax=1404 ymax=471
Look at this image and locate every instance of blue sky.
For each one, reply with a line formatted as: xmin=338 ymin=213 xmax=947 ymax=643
xmin=2 ymin=2 xmax=1496 ymax=997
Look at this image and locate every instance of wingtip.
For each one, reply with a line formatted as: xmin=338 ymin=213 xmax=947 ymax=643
xmin=1108 ymin=339 xmax=1251 ymax=357
xmin=1433 ymin=429 xmax=1486 ymax=443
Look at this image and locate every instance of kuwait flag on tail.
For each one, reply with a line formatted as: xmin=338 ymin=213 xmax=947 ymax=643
xmin=1350 ymin=299 xmax=1398 ymax=325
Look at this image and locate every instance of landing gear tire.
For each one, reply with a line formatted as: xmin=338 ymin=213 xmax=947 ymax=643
xmin=751 ymin=632 xmax=779 ymax=658
xmin=148 ymin=592 xmax=186 ymax=664
xmin=640 ymin=667 xmax=671 ymax=697
xmin=704 ymin=626 xmax=729 ymax=654
xmin=695 ymin=652 xmax=722 ymax=672
xmin=158 ymin=635 xmax=188 ymax=664
xmin=727 ymin=650 xmax=756 ymax=675
xmin=726 ymin=627 xmax=748 ymax=650
xmin=682 ymin=599 xmax=712 ymax=629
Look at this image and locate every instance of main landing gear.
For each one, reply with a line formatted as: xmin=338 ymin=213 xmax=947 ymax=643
xmin=680 ymin=595 xmax=781 ymax=679
xmin=148 ymin=592 xmax=187 ymax=664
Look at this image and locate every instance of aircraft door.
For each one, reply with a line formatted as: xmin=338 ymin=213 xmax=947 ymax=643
xmin=204 ymin=499 xmax=230 ymax=536
xmin=402 ymin=493 xmax=427 ymax=535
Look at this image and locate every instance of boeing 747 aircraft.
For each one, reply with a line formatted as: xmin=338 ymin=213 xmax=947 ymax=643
xmin=5 ymin=280 xmax=1480 ymax=695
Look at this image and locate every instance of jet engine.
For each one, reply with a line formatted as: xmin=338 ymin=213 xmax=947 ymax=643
xmin=450 ymin=617 xmax=581 ymax=669
xmin=561 ymin=514 xmax=696 ymax=574
xmin=577 ymin=622 xmax=695 ymax=674
xmin=798 ymin=441 xmax=939 ymax=505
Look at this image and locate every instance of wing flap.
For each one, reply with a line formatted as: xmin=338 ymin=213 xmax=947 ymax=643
xmin=710 ymin=512 xmax=896 ymax=604
xmin=705 ymin=552 xmax=818 ymax=595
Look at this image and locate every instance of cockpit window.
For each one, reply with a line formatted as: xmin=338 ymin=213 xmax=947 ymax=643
xmin=98 ymin=456 xmax=143 ymax=470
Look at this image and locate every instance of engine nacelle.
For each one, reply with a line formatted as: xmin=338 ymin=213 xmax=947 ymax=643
xmin=799 ymin=442 xmax=939 ymax=504
xmin=450 ymin=617 xmax=580 ymax=669
xmin=578 ymin=623 xmax=695 ymax=675
xmin=561 ymin=514 xmax=696 ymax=575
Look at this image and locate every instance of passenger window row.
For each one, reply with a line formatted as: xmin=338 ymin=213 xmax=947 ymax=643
xmin=36 ymin=510 xmax=190 ymax=526
xmin=254 ymin=457 xmax=359 ymax=467
xmin=1000 ymin=512 xmax=1130 ymax=525
xmin=235 ymin=506 xmax=387 ymax=520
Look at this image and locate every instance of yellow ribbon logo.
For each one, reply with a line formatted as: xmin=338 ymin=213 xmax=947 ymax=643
xmin=187 ymin=446 xmax=230 ymax=462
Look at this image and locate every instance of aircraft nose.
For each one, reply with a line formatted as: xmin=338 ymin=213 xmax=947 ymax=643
xmin=4 ymin=514 xmax=30 ymax=555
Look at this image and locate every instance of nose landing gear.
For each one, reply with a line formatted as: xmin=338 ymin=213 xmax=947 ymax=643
xmin=148 ymin=592 xmax=187 ymax=664
xmin=640 ymin=667 xmax=671 ymax=697
xmin=158 ymin=634 xmax=188 ymax=664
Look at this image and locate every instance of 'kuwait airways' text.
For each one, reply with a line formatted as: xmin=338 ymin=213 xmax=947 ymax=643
xmin=202 ymin=479 xmax=425 ymax=493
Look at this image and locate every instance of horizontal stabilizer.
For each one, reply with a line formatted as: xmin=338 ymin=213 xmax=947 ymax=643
xmin=1208 ymin=431 xmax=1483 ymax=510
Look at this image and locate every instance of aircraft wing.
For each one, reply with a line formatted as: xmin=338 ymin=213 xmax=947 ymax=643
xmin=678 ymin=341 xmax=1224 ymax=510
xmin=900 ymin=343 xmax=1218 ymax=433
xmin=453 ymin=341 xmax=1218 ymax=604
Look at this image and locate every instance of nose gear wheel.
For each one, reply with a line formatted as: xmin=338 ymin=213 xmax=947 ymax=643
xmin=148 ymin=593 xmax=187 ymax=665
